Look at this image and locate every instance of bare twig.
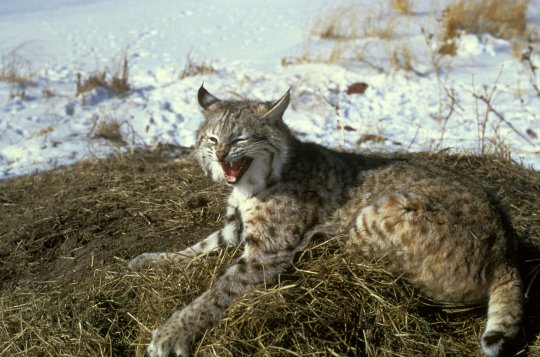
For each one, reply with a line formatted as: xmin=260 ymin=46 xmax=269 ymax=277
xmin=472 ymin=68 xmax=505 ymax=154
xmin=521 ymin=45 xmax=540 ymax=96
xmin=323 ymin=96 xmax=346 ymax=151
xmin=472 ymin=93 xmax=534 ymax=146
xmin=435 ymin=86 xmax=462 ymax=150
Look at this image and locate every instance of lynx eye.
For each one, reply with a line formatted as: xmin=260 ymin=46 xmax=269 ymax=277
xmin=231 ymin=137 xmax=248 ymax=145
xmin=207 ymin=136 xmax=218 ymax=144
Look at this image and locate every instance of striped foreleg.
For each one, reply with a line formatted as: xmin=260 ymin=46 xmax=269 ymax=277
xmin=128 ymin=205 xmax=242 ymax=270
xmin=146 ymin=252 xmax=292 ymax=357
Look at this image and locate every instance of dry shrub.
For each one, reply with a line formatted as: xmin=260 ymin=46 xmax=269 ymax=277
xmin=356 ymin=133 xmax=387 ymax=149
xmin=0 ymin=148 xmax=539 ymax=356
xmin=470 ymin=70 xmax=536 ymax=159
xmin=355 ymin=50 xmax=386 ymax=73
xmin=311 ymin=6 xmax=361 ymax=40
xmin=439 ymin=0 xmax=530 ymax=55
xmin=311 ymin=2 xmax=416 ymax=40
xmin=109 ymin=55 xmax=130 ymax=94
xmin=29 ymin=126 xmax=54 ymax=138
xmin=391 ymin=0 xmax=412 ymax=16
xmin=42 ymin=87 xmax=56 ymax=99
xmin=305 ymin=4 xmax=409 ymax=67
xmin=8 ymin=89 xmax=27 ymax=101
xmin=90 ymin=117 xmax=126 ymax=145
xmin=438 ymin=38 xmax=459 ymax=57
xmin=77 ymin=54 xmax=130 ymax=97
xmin=521 ymin=45 xmax=540 ymax=96
xmin=327 ymin=43 xmax=346 ymax=64
xmin=76 ymin=71 xmax=107 ymax=94
xmin=356 ymin=43 xmax=416 ymax=74
xmin=179 ymin=52 xmax=215 ymax=80
xmin=390 ymin=45 xmax=415 ymax=71
xmin=0 ymin=48 xmax=34 ymax=87
xmin=362 ymin=8 xmax=397 ymax=40
xmin=284 ymin=42 xmax=346 ymax=66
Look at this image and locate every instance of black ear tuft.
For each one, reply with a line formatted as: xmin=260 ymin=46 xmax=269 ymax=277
xmin=198 ymin=84 xmax=220 ymax=110
xmin=261 ymin=88 xmax=291 ymax=121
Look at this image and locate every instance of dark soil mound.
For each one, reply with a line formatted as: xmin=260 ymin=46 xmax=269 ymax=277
xmin=1 ymin=147 xmax=539 ymax=356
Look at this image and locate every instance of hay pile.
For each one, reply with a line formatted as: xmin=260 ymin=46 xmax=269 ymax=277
xmin=1 ymin=147 xmax=539 ymax=356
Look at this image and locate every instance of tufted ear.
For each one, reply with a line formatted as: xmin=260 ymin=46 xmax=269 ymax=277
xmin=198 ymin=84 xmax=220 ymax=110
xmin=261 ymin=88 xmax=291 ymax=121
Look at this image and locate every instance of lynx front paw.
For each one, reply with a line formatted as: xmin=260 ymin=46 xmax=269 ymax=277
xmin=128 ymin=253 xmax=163 ymax=270
xmin=129 ymin=252 xmax=194 ymax=270
xmin=147 ymin=325 xmax=190 ymax=357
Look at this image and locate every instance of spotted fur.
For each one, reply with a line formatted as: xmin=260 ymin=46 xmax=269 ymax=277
xmin=129 ymin=86 xmax=523 ymax=357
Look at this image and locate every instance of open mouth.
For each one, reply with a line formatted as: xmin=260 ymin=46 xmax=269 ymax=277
xmin=220 ymin=157 xmax=253 ymax=184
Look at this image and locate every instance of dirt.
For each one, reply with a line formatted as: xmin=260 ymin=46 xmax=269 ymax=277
xmin=0 ymin=146 xmax=225 ymax=288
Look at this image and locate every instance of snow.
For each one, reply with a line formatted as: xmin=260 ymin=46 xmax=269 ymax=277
xmin=1 ymin=0 xmax=539 ymax=180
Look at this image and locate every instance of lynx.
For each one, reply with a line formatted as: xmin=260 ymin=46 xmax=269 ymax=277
xmin=129 ymin=86 xmax=523 ymax=357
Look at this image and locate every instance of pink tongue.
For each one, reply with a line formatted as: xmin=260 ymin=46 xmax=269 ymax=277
xmin=221 ymin=161 xmax=242 ymax=181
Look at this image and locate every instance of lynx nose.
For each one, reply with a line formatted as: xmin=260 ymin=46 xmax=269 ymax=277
xmin=216 ymin=149 xmax=228 ymax=162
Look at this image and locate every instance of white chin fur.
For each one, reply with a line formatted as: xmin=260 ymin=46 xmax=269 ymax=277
xmin=242 ymin=156 xmax=270 ymax=184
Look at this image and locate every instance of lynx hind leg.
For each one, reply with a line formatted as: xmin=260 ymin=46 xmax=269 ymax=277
xmin=128 ymin=220 xmax=240 ymax=270
xmin=350 ymin=192 xmax=524 ymax=357
xmin=481 ymin=264 xmax=523 ymax=357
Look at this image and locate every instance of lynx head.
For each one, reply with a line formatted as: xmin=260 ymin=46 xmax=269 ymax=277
xmin=195 ymin=85 xmax=293 ymax=194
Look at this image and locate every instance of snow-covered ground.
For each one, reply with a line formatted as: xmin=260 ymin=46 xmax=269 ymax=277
xmin=1 ymin=0 xmax=539 ymax=180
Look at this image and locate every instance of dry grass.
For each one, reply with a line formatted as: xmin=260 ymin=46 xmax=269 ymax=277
xmin=391 ymin=0 xmax=412 ymax=15
xmin=327 ymin=43 xmax=346 ymax=64
xmin=470 ymin=69 xmax=535 ymax=160
xmin=302 ymin=0 xmax=532 ymax=72
xmin=282 ymin=42 xmax=347 ymax=67
xmin=362 ymin=7 xmax=397 ymax=40
xmin=0 ymin=48 xmax=34 ymax=87
xmin=8 ymin=89 xmax=27 ymax=101
xmin=311 ymin=7 xmax=361 ymax=40
xmin=355 ymin=42 xmax=418 ymax=74
xmin=356 ymin=133 xmax=388 ymax=149
xmin=76 ymin=54 xmax=130 ymax=97
xmin=306 ymin=4 xmax=414 ymax=70
xmin=312 ymin=4 xmax=397 ymax=41
xmin=90 ymin=116 xmax=126 ymax=145
xmin=41 ymin=87 xmax=56 ymax=99
xmin=0 ymin=147 xmax=539 ymax=356
xmin=439 ymin=0 xmax=530 ymax=56
xmin=390 ymin=44 xmax=415 ymax=72
xmin=521 ymin=45 xmax=540 ymax=96
xmin=179 ymin=52 xmax=215 ymax=80
xmin=29 ymin=126 xmax=55 ymax=138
